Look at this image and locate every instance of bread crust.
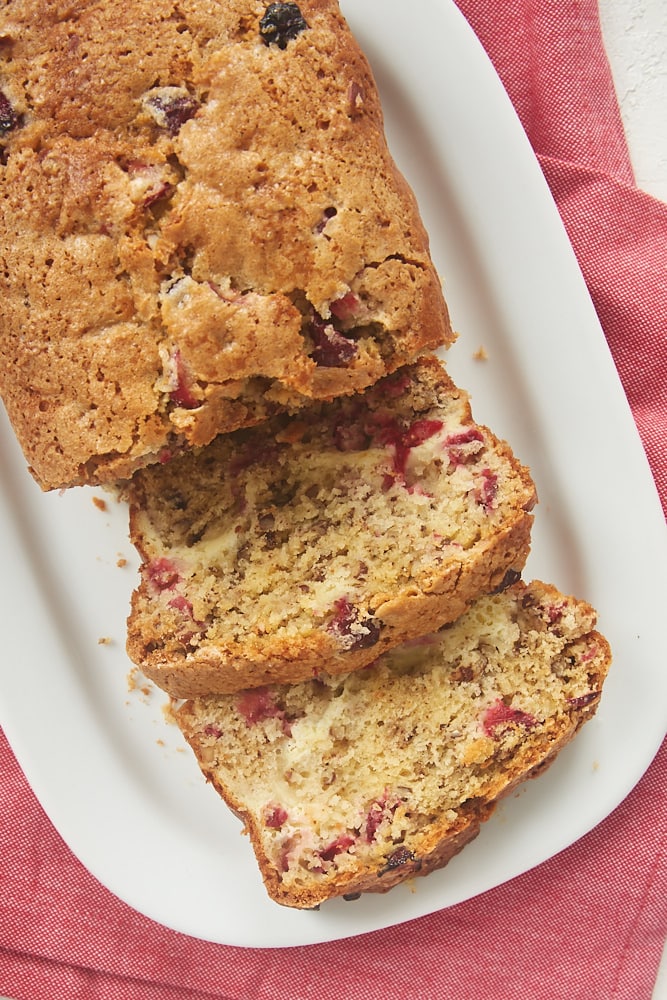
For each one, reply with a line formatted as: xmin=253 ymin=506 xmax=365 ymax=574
xmin=0 ymin=0 xmax=452 ymax=490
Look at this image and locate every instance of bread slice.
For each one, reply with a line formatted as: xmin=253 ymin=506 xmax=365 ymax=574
xmin=175 ymin=580 xmax=612 ymax=909
xmin=126 ymin=357 xmax=536 ymax=697
xmin=0 ymin=0 xmax=452 ymax=490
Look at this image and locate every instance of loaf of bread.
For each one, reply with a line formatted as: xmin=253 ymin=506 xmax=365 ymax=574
xmin=175 ymin=580 xmax=612 ymax=909
xmin=126 ymin=357 xmax=536 ymax=697
xmin=0 ymin=0 xmax=452 ymax=491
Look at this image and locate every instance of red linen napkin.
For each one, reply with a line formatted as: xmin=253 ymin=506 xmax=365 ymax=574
xmin=1 ymin=2 xmax=665 ymax=998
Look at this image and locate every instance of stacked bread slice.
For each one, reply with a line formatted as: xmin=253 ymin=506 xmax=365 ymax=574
xmin=126 ymin=358 xmax=537 ymax=697
xmin=176 ymin=581 xmax=610 ymax=909
xmin=0 ymin=0 xmax=611 ymax=910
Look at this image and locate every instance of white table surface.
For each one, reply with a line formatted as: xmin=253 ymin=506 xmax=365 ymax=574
xmin=1 ymin=3 xmax=664 ymax=999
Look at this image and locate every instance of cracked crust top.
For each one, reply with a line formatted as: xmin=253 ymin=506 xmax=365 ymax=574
xmin=0 ymin=0 xmax=453 ymax=490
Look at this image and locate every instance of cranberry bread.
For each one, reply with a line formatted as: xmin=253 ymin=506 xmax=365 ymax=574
xmin=176 ymin=580 xmax=612 ymax=909
xmin=0 ymin=0 xmax=452 ymax=491
xmin=126 ymin=358 xmax=536 ymax=697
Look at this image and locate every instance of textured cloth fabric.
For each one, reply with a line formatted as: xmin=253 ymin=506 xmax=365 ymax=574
xmin=1 ymin=1 xmax=665 ymax=998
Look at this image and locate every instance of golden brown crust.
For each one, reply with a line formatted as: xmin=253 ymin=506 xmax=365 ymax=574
xmin=126 ymin=358 xmax=537 ymax=697
xmin=175 ymin=581 xmax=612 ymax=908
xmin=0 ymin=0 xmax=452 ymax=490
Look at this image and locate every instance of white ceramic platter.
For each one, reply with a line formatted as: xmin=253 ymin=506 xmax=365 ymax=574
xmin=1 ymin=0 xmax=665 ymax=949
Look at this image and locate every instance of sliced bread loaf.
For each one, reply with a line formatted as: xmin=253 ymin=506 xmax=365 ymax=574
xmin=175 ymin=579 xmax=612 ymax=909
xmin=126 ymin=357 xmax=536 ymax=697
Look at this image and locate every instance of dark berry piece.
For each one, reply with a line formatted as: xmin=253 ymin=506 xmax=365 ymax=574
xmin=144 ymin=88 xmax=199 ymax=136
xmin=0 ymin=91 xmax=19 ymax=136
xmin=146 ymin=556 xmax=180 ymax=592
xmin=309 ymin=314 xmax=357 ymax=367
xmin=492 ymin=567 xmax=522 ymax=593
xmin=381 ymin=847 xmax=415 ymax=873
xmin=259 ymin=3 xmax=309 ymax=49
xmin=327 ymin=597 xmax=380 ymax=651
xmin=567 ymin=692 xmax=600 ymax=709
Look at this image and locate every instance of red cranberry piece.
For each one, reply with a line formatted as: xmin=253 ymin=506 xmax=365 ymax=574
xmin=264 ymin=804 xmax=289 ymax=829
xmin=278 ymin=835 xmax=298 ymax=872
xmin=445 ymin=427 xmax=485 ymax=466
xmin=126 ymin=160 xmax=175 ymax=207
xmin=144 ymin=182 xmax=174 ymax=208
xmin=567 ymin=692 xmax=599 ymax=709
xmin=327 ymin=597 xmax=380 ymax=651
xmin=309 ymin=315 xmax=357 ymax=367
xmin=475 ymin=468 xmax=498 ymax=511
xmin=146 ymin=557 xmax=180 ymax=591
xmin=403 ymin=419 xmax=444 ymax=449
xmin=375 ymin=369 xmax=413 ymax=399
xmin=318 ymin=833 xmax=355 ymax=862
xmin=236 ymin=687 xmax=291 ymax=734
xmin=544 ymin=602 xmax=565 ymax=625
xmin=170 ymin=349 xmax=200 ymax=409
xmin=482 ymin=699 xmax=537 ymax=739
xmin=204 ymin=724 xmax=223 ymax=738
xmin=237 ymin=687 xmax=281 ymax=724
xmin=364 ymin=793 xmax=398 ymax=843
xmin=167 ymin=593 xmax=194 ymax=617
xmin=145 ymin=91 xmax=199 ymax=135
xmin=372 ymin=416 xmax=443 ymax=478
xmin=0 ymin=91 xmax=19 ymax=136
xmin=330 ymin=292 xmax=360 ymax=323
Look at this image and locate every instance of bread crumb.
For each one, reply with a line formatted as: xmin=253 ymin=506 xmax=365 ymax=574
xmin=127 ymin=666 xmax=152 ymax=696
xmin=473 ymin=345 xmax=488 ymax=361
xmin=92 ymin=495 xmax=107 ymax=511
xmin=117 ymin=555 xmax=128 ymax=568
xmin=98 ymin=636 xmax=112 ymax=645
xmin=162 ymin=700 xmax=179 ymax=726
